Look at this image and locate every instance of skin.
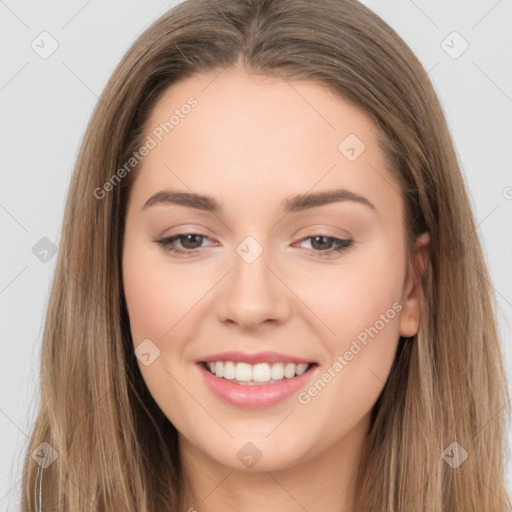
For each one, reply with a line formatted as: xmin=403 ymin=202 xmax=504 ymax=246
xmin=122 ymin=65 xmax=429 ymax=512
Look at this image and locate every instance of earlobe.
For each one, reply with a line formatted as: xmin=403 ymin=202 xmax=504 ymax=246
xmin=398 ymin=232 xmax=430 ymax=338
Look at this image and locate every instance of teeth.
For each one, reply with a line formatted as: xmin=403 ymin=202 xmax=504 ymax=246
xmin=253 ymin=363 xmax=271 ymax=382
xmin=271 ymin=363 xmax=285 ymax=380
xmin=206 ymin=361 xmax=310 ymax=383
xmin=223 ymin=361 xmax=236 ymax=379
xmin=284 ymin=362 xmax=296 ymax=379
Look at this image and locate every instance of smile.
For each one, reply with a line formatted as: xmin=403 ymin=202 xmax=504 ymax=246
xmin=196 ymin=361 xmax=319 ymax=408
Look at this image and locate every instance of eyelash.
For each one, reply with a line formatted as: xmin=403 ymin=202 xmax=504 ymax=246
xmin=155 ymin=233 xmax=353 ymax=258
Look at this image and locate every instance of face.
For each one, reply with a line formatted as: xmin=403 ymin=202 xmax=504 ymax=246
xmin=122 ymin=66 xmax=429 ymax=473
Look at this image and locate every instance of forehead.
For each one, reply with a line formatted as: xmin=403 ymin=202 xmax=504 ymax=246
xmin=130 ymin=67 xmax=401 ymax=221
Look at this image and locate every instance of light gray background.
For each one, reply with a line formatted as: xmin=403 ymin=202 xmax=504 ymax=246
xmin=1 ymin=1 xmax=511 ymax=509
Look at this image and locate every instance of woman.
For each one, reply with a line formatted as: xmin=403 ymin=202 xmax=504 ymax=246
xmin=21 ymin=0 xmax=510 ymax=510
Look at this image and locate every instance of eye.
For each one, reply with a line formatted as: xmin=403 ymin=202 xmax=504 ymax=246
xmin=155 ymin=233 xmax=214 ymax=256
xmin=155 ymin=233 xmax=353 ymax=258
xmin=295 ymin=235 xmax=353 ymax=257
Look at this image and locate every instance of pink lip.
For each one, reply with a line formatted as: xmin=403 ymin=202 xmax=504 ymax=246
xmin=196 ymin=362 xmax=319 ymax=409
xmin=196 ymin=351 xmax=316 ymax=365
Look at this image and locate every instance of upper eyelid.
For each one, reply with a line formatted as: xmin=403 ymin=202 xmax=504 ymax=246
xmin=160 ymin=223 xmax=350 ymax=239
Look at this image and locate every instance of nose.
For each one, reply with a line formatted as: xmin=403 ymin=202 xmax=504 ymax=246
xmin=216 ymin=242 xmax=292 ymax=330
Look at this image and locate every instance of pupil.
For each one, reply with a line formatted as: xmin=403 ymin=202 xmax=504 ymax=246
xmin=312 ymin=236 xmax=331 ymax=250
xmin=182 ymin=234 xmax=202 ymax=249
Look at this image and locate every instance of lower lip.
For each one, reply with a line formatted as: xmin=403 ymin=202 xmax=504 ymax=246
xmin=196 ymin=362 xmax=318 ymax=409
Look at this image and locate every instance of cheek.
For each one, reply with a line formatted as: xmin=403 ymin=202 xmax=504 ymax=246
xmin=122 ymin=258 xmax=171 ymax=343
xmin=290 ymin=242 xmax=405 ymax=348
xmin=122 ymin=240 xmax=205 ymax=344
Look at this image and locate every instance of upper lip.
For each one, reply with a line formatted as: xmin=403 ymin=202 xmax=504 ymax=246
xmin=197 ymin=351 xmax=317 ymax=365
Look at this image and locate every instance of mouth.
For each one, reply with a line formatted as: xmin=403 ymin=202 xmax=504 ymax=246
xmin=200 ymin=360 xmax=318 ymax=386
xmin=196 ymin=359 xmax=319 ymax=408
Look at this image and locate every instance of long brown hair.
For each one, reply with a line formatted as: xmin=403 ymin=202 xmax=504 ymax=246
xmin=20 ymin=0 xmax=510 ymax=510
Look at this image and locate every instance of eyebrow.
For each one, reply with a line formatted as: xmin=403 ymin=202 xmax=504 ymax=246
xmin=141 ymin=188 xmax=376 ymax=214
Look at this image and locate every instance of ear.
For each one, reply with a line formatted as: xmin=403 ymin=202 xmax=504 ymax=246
xmin=399 ymin=231 xmax=430 ymax=338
